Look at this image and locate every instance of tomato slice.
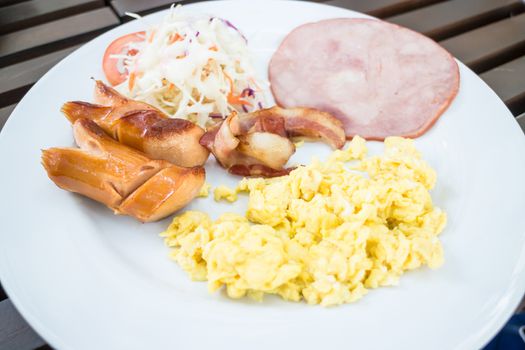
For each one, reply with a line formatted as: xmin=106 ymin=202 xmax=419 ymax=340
xmin=102 ymin=31 xmax=145 ymax=86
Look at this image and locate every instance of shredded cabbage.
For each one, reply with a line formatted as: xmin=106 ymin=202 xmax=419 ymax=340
xmin=113 ymin=5 xmax=267 ymax=126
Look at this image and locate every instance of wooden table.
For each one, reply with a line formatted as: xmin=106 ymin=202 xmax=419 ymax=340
xmin=0 ymin=0 xmax=524 ymax=349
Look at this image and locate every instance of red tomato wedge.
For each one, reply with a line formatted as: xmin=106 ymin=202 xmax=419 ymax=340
xmin=102 ymin=31 xmax=145 ymax=86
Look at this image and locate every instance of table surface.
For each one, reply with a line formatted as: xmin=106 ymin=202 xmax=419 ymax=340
xmin=0 ymin=0 xmax=524 ymax=349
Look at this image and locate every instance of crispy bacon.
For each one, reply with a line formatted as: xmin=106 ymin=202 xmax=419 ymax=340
xmin=200 ymin=106 xmax=345 ymax=177
xmin=237 ymin=132 xmax=295 ymax=170
xmin=213 ymin=113 xmax=241 ymax=166
xmin=228 ymin=164 xmax=295 ymax=177
xmin=237 ymin=112 xmax=287 ymax=137
xmin=200 ymin=112 xmax=296 ymax=177
xmin=243 ymin=106 xmax=345 ymax=149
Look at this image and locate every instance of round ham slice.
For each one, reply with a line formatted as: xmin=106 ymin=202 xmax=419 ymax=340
xmin=269 ymin=18 xmax=460 ymax=140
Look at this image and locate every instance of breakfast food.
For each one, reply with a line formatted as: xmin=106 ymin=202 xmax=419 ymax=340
xmin=42 ymin=118 xmax=205 ymax=222
xmin=162 ymin=136 xmax=446 ymax=306
xmin=269 ymin=18 xmax=460 ymax=140
xmin=198 ymin=182 xmax=211 ymax=197
xmin=102 ymin=6 xmax=266 ymax=126
xmin=62 ymin=81 xmax=209 ymax=168
xmin=234 ymin=106 xmax=346 ymax=149
xmin=214 ymin=185 xmax=237 ymax=202
xmin=201 ymin=112 xmax=295 ymax=177
xmin=39 ymin=5 xmax=454 ymax=308
xmin=200 ymin=106 xmax=345 ymax=176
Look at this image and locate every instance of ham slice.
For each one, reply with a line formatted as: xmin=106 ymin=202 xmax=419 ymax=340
xmin=269 ymin=18 xmax=460 ymax=140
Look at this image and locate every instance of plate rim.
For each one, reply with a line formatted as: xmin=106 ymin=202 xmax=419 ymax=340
xmin=1 ymin=1 xmax=525 ymax=350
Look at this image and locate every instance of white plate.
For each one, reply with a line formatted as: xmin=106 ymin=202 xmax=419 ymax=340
xmin=1 ymin=1 xmax=525 ymax=349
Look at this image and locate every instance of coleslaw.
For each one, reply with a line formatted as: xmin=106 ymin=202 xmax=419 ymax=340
xmin=110 ymin=5 xmax=267 ymax=126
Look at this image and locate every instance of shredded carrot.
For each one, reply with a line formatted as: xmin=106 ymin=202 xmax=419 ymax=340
xmin=228 ymin=94 xmax=252 ymax=106
xmin=249 ymin=77 xmax=262 ymax=91
xmin=168 ymin=83 xmax=175 ymax=91
xmin=128 ymin=72 xmax=136 ymax=91
xmin=223 ymin=71 xmax=252 ymax=107
xmin=148 ymin=29 xmax=157 ymax=43
xmin=128 ymin=71 xmax=143 ymax=91
xmin=169 ymin=33 xmax=184 ymax=44
xmin=209 ymin=45 xmax=219 ymax=52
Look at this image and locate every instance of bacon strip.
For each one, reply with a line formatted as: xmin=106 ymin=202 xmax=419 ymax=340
xmin=213 ymin=113 xmax=241 ymax=167
xmin=228 ymin=164 xmax=295 ymax=177
xmin=200 ymin=106 xmax=345 ymax=177
xmin=239 ymin=106 xmax=345 ymax=149
xmin=237 ymin=132 xmax=295 ymax=170
xmin=200 ymin=111 xmax=296 ymax=177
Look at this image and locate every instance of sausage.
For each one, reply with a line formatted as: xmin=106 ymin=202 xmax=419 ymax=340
xmin=42 ymin=119 xmax=205 ymax=222
xmin=61 ymin=81 xmax=209 ymax=167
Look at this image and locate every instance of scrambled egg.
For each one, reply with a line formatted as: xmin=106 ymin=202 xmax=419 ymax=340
xmin=161 ymin=137 xmax=446 ymax=306
xmin=198 ymin=182 xmax=211 ymax=197
xmin=214 ymin=185 xmax=237 ymax=202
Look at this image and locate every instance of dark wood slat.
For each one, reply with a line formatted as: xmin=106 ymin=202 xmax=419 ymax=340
xmin=0 ymin=104 xmax=16 ymax=131
xmin=0 ymin=300 xmax=46 ymax=350
xmin=324 ymin=0 xmax=444 ymax=18
xmin=0 ymin=0 xmax=28 ymax=7
xmin=387 ymin=0 xmax=525 ymax=41
xmin=0 ymin=0 xmax=104 ymax=35
xmin=481 ymin=56 xmax=525 ymax=115
xmin=440 ymin=13 xmax=525 ymax=73
xmin=0 ymin=283 xmax=6 ymax=301
xmin=35 ymin=345 xmax=54 ymax=350
xmin=517 ymin=113 xmax=525 ymax=133
xmin=0 ymin=7 xmax=119 ymax=67
xmin=0 ymin=45 xmax=80 ymax=107
xmin=110 ymin=0 xmax=199 ymax=19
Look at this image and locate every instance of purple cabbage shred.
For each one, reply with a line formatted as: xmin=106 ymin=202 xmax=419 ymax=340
xmin=210 ymin=17 xmax=248 ymax=44
xmin=223 ymin=19 xmax=248 ymax=43
xmin=241 ymin=88 xmax=255 ymax=98
xmin=209 ymin=16 xmax=248 ymax=43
